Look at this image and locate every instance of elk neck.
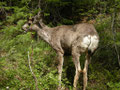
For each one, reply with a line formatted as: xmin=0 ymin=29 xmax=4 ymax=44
xmin=36 ymin=26 xmax=52 ymax=45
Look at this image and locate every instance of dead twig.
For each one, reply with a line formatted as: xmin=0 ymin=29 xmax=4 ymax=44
xmin=28 ymin=51 xmax=38 ymax=90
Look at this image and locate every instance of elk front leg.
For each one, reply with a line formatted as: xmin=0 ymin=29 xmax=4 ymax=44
xmin=57 ymin=52 xmax=64 ymax=89
xmin=83 ymin=53 xmax=90 ymax=90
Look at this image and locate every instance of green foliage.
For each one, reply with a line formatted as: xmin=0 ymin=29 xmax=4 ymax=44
xmin=107 ymin=82 xmax=120 ymax=90
xmin=46 ymin=0 xmax=60 ymax=2
xmin=0 ymin=2 xmax=6 ymax=6
xmin=0 ymin=0 xmax=120 ymax=90
xmin=0 ymin=1 xmax=58 ymax=89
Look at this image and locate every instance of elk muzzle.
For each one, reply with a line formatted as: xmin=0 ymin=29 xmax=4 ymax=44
xmin=22 ymin=23 xmax=29 ymax=33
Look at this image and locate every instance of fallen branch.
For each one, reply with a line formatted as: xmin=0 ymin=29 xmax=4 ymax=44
xmin=28 ymin=51 xmax=38 ymax=90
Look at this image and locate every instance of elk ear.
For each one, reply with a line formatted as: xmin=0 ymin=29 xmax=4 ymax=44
xmin=31 ymin=17 xmax=34 ymax=22
xmin=28 ymin=17 xmax=34 ymax=21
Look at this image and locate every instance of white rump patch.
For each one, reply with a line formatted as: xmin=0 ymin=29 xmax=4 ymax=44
xmin=88 ymin=35 xmax=99 ymax=52
xmin=81 ymin=35 xmax=99 ymax=52
xmin=81 ymin=35 xmax=91 ymax=48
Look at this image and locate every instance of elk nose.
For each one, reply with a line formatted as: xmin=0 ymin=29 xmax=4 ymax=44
xmin=22 ymin=26 xmax=25 ymax=30
xmin=22 ymin=25 xmax=27 ymax=30
xmin=22 ymin=24 xmax=28 ymax=32
xmin=22 ymin=27 xmax=27 ymax=33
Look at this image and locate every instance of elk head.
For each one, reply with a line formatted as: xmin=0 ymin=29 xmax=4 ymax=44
xmin=22 ymin=16 xmax=42 ymax=33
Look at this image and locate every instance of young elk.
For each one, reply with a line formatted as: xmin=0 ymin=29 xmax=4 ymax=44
xmin=22 ymin=16 xmax=99 ymax=90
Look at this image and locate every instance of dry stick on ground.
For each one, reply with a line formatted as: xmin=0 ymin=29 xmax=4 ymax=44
xmin=111 ymin=12 xmax=120 ymax=66
xmin=28 ymin=51 xmax=38 ymax=90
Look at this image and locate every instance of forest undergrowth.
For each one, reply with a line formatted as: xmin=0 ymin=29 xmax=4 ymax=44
xmin=0 ymin=0 xmax=120 ymax=90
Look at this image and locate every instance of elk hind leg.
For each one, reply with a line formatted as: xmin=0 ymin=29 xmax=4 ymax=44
xmin=83 ymin=53 xmax=90 ymax=90
xmin=72 ymin=49 xmax=82 ymax=88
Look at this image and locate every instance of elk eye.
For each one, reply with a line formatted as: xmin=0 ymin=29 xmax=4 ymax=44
xmin=28 ymin=23 xmax=31 ymax=26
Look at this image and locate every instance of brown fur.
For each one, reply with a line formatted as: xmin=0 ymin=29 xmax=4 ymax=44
xmin=22 ymin=18 xmax=99 ymax=90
